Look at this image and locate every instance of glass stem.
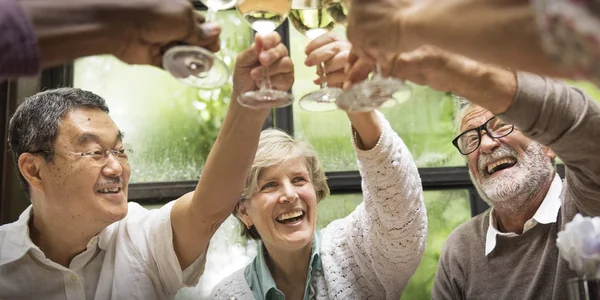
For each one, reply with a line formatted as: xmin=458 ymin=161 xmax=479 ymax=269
xmin=260 ymin=65 xmax=272 ymax=90
xmin=318 ymin=63 xmax=328 ymax=89
xmin=375 ymin=62 xmax=383 ymax=78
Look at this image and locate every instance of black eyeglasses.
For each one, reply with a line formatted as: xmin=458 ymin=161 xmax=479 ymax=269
xmin=452 ymin=116 xmax=514 ymax=155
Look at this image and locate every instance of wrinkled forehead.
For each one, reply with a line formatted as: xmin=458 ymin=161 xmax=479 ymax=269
xmin=460 ymin=106 xmax=494 ymax=132
xmin=57 ymin=108 xmax=121 ymax=145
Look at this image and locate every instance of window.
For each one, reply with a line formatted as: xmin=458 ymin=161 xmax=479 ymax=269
xmin=73 ymin=10 xmax=252 ymax=183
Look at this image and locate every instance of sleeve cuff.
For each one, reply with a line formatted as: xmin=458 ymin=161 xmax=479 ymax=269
xmin=497 ymin=72 xmax=547 ymax=132
xmin=351 ymin=110 xmax=394 ymax=161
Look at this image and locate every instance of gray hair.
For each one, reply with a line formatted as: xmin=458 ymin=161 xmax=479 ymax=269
xmin=233 ymin=128 xmax=330 ymax=240
xmin=8 ymin=87 xmax=110 ymax=199
xmin=453 ymin=94 xmax=476 ymax=134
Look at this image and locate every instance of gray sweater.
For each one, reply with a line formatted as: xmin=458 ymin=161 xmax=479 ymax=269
xmin=432 ymin=72 xmax=600 ymax=300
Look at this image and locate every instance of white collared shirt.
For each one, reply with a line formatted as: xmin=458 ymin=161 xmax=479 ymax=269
xmin=485 ymin=174 xmax=563 ymax=256
xmin=0 ymin=201 xmax=206 ymax=300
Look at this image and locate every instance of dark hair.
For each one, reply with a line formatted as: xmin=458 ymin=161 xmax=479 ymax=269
xmin=8 ymin=87 xmax=110 ymax=199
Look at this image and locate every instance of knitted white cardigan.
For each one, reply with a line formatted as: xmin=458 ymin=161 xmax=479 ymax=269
xmin=211 ymin=114 xmax=428 ymax=300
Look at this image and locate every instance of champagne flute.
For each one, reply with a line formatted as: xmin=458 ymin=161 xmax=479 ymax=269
xmin=162 ymin=0 xmax=237 ymax=89
xmin=324 ymin=0 xmax=412 ymax=112
xmin=236 ymin=0 xmax=295 ymax=109
xmin=289 ymin=0 xmax=341 ymax=112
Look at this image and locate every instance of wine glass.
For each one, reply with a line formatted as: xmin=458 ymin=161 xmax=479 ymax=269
xmin=289 ymin=0 xmax=341 ymax=112
xmin=236 ymin=0 xmax=295 ymax=109
xmin=162 ymin=0 xmax=238 ymax=90
xmin=324 ymin=0 xmax=412 ymax=112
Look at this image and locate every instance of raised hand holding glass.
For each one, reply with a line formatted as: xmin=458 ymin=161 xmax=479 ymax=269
xmin=236 ymin=0 xmax=294 ymax=108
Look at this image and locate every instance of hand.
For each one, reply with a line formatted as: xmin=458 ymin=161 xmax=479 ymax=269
xmin=346 ymin=0 xmax=419 ymax=60
xmin=115 ymin=0 xmax=222 ymax=67
xmin=304 ymin=32 xmax=352 ymax=88
xmin=232 ymin=32 xmax=294 ymax=99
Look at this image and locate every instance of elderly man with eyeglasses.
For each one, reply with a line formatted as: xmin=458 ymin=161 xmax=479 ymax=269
xmin=0 ymin=32 xmax=294 ymax=300
xmin=343 ymin=45 xmax=600 ymax=299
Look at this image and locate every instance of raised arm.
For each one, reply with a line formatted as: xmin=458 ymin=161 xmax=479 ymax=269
xmin=345 ymin=0 xmax=566 ymax=79
xmin=498 ymin=73 xmax=600 ymax=216
xmin=306 ymin=33 xmax=427 ymax=298
xmin=377 ymin=45 xmax=600 ymax=215
xmin=3 ymin=0 xmax=220 ymax=78
xmin=170 ymin=33 xmax=294 ymax=269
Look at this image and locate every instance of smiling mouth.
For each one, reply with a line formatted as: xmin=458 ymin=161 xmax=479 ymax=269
xmin=276 ymin=211 xmax=305 ymax=224
xmin=485 ymin=157 xmax=517 ymax=175
xmin=97 ymin=187 xmax=122 ymax=194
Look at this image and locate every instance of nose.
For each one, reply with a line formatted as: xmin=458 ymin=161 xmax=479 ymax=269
xmin=278 ymin=181 xmax=298 ymax=204
xmin=102 ymin=153 xmax=124 ymax=177
xmin=479 ymin=131 xmax=500 ymax=154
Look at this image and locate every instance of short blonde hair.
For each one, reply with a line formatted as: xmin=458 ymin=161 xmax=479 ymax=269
xmin=233 ymin=128 xmax=330 ymax=240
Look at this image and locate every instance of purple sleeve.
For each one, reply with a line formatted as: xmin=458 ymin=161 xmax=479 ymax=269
xmin=0 ymin=0 xmax=40 ymax=81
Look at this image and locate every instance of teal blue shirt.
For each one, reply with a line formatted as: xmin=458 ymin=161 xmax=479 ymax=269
xmin=244 ymin=231 xmax=323 ymax=300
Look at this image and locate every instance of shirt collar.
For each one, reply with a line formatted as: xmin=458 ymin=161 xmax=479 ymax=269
xmin=246 ymin=231 xmax=322 ymax=300
xmin=485 ymin=173 xmax=563 ymax=256
xmin=0 ymin=206 xmax=36 ymax=266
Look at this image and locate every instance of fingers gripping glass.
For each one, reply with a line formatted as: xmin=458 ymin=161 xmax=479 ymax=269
xmin=32 ymin=147 xmax=134 ymax=166
xmin=452 ymin=117 xmax=514 ymax=155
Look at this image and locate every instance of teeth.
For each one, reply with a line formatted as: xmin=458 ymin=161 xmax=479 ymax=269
xmin=98 ymin=188 xmax=120 ymax=193
xmin=487 ymin=158 xmax=516 ymax=174
xmin=277 ymin=211 xmax=303 ymax=222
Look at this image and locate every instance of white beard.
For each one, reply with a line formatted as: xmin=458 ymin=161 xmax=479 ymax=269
xmin=469 ymin=142 xmax=555 ymax=215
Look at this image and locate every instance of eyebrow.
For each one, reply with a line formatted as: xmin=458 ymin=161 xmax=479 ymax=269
xmin=76 ymin=131 xmax=124 ymax=145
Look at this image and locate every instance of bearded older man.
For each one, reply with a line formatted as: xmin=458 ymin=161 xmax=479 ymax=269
xmin=343 ymin=45 xmax=600 ymax=299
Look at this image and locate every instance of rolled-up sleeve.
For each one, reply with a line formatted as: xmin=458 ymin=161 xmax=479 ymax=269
xmin=0 ymin=0 xmax=40 ymax=81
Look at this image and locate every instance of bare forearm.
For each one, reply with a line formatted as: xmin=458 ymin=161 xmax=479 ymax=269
xmin=20 ymin=0 xmax=140 ymax=67
xmin=191 ymin=99 xmax=269 ymax=222
xmin=405 ymin=0 xmax=563 ymax=77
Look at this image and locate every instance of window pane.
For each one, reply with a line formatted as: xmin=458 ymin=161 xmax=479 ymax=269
xmin=290 ymin=26 xmax=464 ymax=171
xmin=172 ymin=190 xmax=471 ymax=299
xmin=73 ymin=11 xmax=252 ymax=183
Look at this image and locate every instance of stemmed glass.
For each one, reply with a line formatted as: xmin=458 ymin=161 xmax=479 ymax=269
xmin=162 ymin=0 xmax=238 ymax=89
xmin=236 ymin=0 xmax=295 ymax=108
xmin=324 ymin=0 xmax=412 ymax=112
xmin=289 ymin=0 xmax=341 ymax=112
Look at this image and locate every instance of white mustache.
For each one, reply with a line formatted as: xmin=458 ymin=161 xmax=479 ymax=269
xmin=477 ymin=145 xmax=519 ymax=174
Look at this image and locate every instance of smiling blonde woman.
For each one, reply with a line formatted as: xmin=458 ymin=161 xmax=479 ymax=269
xmin=210 ymin=31 xmax=427 ymax=300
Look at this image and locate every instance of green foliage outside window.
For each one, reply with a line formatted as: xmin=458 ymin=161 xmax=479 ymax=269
xmin=74 ymin=11 xmax=252 ymax=182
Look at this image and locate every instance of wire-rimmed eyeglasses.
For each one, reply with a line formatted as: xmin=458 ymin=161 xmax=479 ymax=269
xmin=452 ymin=116 xmax=514 ymax=155
xmin=31 ymin=146 xmax=133 ymax=166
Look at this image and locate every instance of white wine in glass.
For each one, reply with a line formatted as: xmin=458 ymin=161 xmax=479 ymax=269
xmin=289 ymin=1 xmax=335 ymax=40
xmin=238 ymin=0 xmax=291 ymax=34
xmin=236 ymin=0 xmax=294 ymax=108
xmin=289 ymin=0 xmax=340 ymax=111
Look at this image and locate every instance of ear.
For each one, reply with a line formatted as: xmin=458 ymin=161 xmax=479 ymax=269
xmin=18 ymin=153 xmax=45 ymax=192
xmin=235 ymin=200 xmax=253 ymax=228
